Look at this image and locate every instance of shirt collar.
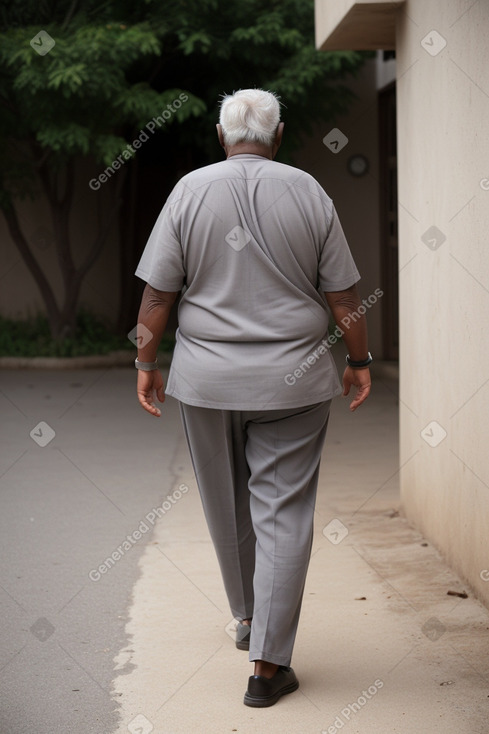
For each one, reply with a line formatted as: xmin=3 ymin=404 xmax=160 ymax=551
xmin=226 ymin=153 xmax=270 ymax=161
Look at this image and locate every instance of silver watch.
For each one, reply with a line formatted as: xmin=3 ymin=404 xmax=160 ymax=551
xmin=135 ymin=358 xmax=159 ymax=371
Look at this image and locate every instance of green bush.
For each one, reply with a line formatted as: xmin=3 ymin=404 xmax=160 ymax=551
xmin=0 ymin=311 xmax=175 ymax=357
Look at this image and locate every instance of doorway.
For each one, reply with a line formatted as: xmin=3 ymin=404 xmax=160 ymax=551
xmin=378 ymin=82 xmax=399 ymax=361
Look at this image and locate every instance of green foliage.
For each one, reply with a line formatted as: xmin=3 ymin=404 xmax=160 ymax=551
xmin=0 ymin=0 xmax=368 ymax=203
xmin=136 ymin=0 xmax=370 ymax=159
xmin=0 ymin=0 xmax=369 ymax=347
xmin=0 ymin=8 xmax=207 ymax=200
xmin=0 ymin=311 xmax=175 ymax=357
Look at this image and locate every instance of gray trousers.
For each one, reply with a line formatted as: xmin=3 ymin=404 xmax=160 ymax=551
xmin=179 ymin=400 xmax=331 ymax=666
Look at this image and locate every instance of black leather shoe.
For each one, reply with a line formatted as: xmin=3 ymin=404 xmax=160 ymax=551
xmin=236 ymin=622 xmax=250 ymax=650
xmin=243 ymin=666 xmax=299 ymax=707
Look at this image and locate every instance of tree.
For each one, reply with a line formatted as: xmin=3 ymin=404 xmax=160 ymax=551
xmin=0 ymin=0 xmax=368 ymax=340
xmin=0 ymin=2 xmax=206 ymax=339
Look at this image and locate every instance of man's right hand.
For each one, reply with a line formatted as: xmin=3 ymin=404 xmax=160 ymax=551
xmin=137 ymin=369 xmax=165 ymax=417
xmin=342 ymin=366 xmax=371 ymax=411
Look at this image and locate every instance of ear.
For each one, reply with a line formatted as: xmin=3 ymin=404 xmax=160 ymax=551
xmin=216 ymin=123 xmax=226 ymax=149
xmin=272 ymin=122 xmax=284 ymax=158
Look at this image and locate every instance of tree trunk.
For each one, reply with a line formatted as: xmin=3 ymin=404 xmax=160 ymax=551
xmin=3 ymin=159 xmax=124 ymax=341
xmin=116 ymin=155 xmax=139 ymax=335
xmin=47 ymin=162 xmax=78 ymax=339
xmin=1 ymin=203 xmax=63 ymax=336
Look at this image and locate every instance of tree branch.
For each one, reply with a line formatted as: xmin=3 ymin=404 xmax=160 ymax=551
xmin=1 ymin=203 xmax=60 ymax=328
xmin=61 ymin=0 xmax=79 ymax=30
xmin=28 ymin=137 xmax=52 ymax=172
xmin=37 ymin=158 xmax=55 ymax=204
xmin=33 ymin=159 xmax=78 ymax=311
xmin=60 ymin=159 xmax=75 ymax=215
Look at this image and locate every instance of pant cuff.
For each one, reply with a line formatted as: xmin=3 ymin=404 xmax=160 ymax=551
xmin=248 ymin=650 xmax=292 ymax=666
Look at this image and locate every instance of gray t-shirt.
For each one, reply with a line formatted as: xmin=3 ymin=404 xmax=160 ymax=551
xmin=135 ymin=153 xmax=360 ymax=410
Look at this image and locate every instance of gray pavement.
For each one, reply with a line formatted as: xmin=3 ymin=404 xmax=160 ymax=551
xmin=1 ymin=357 xmax=488 ymax=733
xmin=0 ymin=367 xmax=185 ymax=734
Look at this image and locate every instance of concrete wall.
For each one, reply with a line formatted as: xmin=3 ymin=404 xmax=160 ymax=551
xmin=292 ymin=58 xmax=383 ymax=357
xmin=315 ymin=0 xmax=401 ymax=50
xmin=396 ymin=0 xmax=489 ymax=604
xmin=314 ymin=0 xmax=489 ymax=607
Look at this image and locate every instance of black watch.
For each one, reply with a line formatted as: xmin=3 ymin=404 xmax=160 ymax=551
xmin=346 ymin=352 xmax=373 ymax=369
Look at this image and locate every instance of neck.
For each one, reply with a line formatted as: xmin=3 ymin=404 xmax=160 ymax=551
xmin=225 ymin=143 xmax=273 ymax=159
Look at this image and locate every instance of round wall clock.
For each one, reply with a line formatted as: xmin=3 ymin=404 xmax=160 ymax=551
xmin=347 ymin=154 xmax=369 ymax=177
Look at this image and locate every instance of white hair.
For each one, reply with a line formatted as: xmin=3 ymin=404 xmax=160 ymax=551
xmin=219 ymin=89 xmax=281 ymax=147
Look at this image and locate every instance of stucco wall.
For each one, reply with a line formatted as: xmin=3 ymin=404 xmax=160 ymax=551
xmin=396 ymin=0 xmax=489 ymax=604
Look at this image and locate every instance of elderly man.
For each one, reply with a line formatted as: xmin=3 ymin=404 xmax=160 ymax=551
xmin=134 ymin=89 xmax=371 ymax=707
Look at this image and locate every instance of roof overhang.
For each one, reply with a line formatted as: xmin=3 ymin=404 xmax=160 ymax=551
xmin=315 ymin=0 xmax=404 ymax=51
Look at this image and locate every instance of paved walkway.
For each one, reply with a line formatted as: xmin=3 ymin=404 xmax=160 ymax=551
xmin=1 ymin=361 xmax=488 ymax=733
xmin=112 ymin=362 xmax=489 ymax=734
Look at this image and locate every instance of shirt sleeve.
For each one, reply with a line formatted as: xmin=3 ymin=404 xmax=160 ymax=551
xmin=318 ymin=205 xmax=361 ymax=292
xmin=134 ymin=192 xmax=185 ymax=292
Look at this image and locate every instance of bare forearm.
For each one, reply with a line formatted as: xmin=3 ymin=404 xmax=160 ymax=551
xmin=324 ymin=285 xmax=369 ymax=361
xmin=335 ymin=312 xmax=368 ymax=362
xmin=136 ymin=284 xmax=178 ymax=362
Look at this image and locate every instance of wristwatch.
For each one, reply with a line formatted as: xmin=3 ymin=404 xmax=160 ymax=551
xmin=135 ymin=358 xmax=159 ymax=371
xmin=346 ymin=352 xmax=373 ymax=369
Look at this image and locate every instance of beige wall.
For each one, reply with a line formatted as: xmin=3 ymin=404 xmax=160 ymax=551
xmin=293 ymin=58 xmax=383 ymax=357
xmin=316 ymin=0 xmax=489 ymax=607
xmin=396 ymin=0 xmax=489 ymax=605
xmin=315 ymin=0 xmax=401 ymax=50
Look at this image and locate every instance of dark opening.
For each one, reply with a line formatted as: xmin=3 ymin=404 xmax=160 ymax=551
xmin=378 ymin=82 xmax=399 ymax=361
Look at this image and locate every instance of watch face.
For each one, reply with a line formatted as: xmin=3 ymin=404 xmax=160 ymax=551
xmin=348 ymin=154 xmax=369 ymax=177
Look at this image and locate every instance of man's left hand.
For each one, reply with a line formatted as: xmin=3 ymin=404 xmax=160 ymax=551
xmin=137 ymin=370 xmax=165 ymax=417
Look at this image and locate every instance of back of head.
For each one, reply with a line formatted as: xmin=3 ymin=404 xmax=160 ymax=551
xmin=219 ymin=89 xmax=281 ymax=148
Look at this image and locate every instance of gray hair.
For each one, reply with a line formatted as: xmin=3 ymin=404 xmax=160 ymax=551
xmin=219 ymin=89 xmax=281 ymax=147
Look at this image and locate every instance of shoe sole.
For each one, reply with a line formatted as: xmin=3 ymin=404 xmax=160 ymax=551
xmin=243 ymin=679 xmax=299 ymax=708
